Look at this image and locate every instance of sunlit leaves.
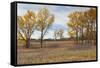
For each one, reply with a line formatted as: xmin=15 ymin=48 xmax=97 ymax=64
xmin=67 ymin=8 xmax=96 ymax=44
xmin=36 ymin=8 xmax=54 ymax=31
xmin=17 ymin=10 xmax=36 ymax=41
xmin=68 ymin=30 xmax=76 ymax=38
xmin=47 ymin=14 xmax=54 ymax=25
xmin=87 ymin=8 xmax=96 ymax=20
xmin=35 ymin=8 xmax=55 ymax=47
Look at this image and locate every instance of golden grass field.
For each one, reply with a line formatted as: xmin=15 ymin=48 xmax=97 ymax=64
xmin=17 ymin=40 xmax=96 ymax=65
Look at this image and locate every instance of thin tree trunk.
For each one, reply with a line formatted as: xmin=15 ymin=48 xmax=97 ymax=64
xmin=93 ymin=23 xmax=95 ymax=45
xmin=94 ymin=23 xmax=96 ymax=45
xmin=76 ymin=30 xmax=78 ymax=45
xmin=91 ymin=23 xmax=93 ymax=45
xmin=26 ymin=38 xmax=30 ymax=48
xmin=81 ymin=27 xmax=84 ymax=45
xmin=87 ymin=22 xmax=90 ymax=45
xmin=40 ymin=31 xmax=43 ymax=48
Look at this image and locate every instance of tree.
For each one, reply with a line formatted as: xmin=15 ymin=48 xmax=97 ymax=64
xmin=54 ymin=29 xmax=64 ymax=40
xmin=54 ymin=30 xmax=58 ymax=40
xmin=76 ymin=12 xmax=87 ymax=45
xmin=36 ymin=8 xmax=54 ymax=48
xmin=84 ymin=8 xmax=96 ymax=45
xmin=58 ymin=29 xmax=64 ymax=39
xmin=68 ymin=29 xmax=76 ymax=39
xmin=67 ymin=8 xmax=96 ymax=46
xmin=17 ymin=10 xmax=36 ymax=48
xmin=67 ymin=12 xmax=81 ymax=45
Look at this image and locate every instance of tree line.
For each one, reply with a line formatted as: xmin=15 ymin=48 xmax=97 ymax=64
xmin=67 ymin=8 xmax=96 ymax=45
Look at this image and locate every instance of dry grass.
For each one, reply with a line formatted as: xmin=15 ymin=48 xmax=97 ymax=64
xmin=17 ymin=40 xmax=96 ymax=65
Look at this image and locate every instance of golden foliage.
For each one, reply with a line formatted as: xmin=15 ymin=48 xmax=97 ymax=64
xmin=17 ymin=10 xmax=36 ymax=40
xmin=67 ymin=8 xmax=96 ymax=40
xmin=36 ymin=8 xmax=54 ymax=31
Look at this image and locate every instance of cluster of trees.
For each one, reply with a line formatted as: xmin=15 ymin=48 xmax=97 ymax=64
xmin=54 ymin=29 xmax=64 ymax=40
xmin=67 ymin=8 xmax=96 ymax=45
xmin=17 ymin=7 xmax=96 ymax=48
xmin=17 ymin=8 xmax=54 ymax=48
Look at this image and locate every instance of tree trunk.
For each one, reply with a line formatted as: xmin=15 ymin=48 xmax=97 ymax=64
xmin=87 ymin=22 xmax=90 ymax=45
xmin=91 ymin=23 xmax=94 ymax=45
xmin=40 ymin=31 xmax=43 ymax=48
xmin=76 ymin=30 xmax=78 ymax=45
xmin=94 ymin=23 xmax=96 ymax=45
xmin=81 ymin=28 xmax=84 ymax=45
xmin=26 ymin=38 xmax=30 ymax=48
xmin=93 ymin=23 xmax=95 ymax=45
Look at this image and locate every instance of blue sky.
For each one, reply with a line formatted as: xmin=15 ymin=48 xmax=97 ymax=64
xmin=17 ymin=3 xmax=91 ymax=39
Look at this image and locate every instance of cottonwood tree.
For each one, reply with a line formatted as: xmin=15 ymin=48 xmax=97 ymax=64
xmin=75 ymin=12 xmax=87 ymax=45
xmin=54 ymin=30 xmax=58 ymax=40
xmin=36 ymin=8 xmax=54 ymax=48
xmin=54 ymin=29 xmax=64 ymax=40
xmin=67 ymin=8 xmax=96 ymax=45
xmin=58 ymin=29 xmax=64 ymax=39
xmin=68 ymin=29 xmax=76 ymax=39
xmin=67 ymin=12 xmax=81 ymax=44
xmin=17 ymin=10 xmax=36 ymax=48
xmin=84 ymin=8 xmax=96 ymax=45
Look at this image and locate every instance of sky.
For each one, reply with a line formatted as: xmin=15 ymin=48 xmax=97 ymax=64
xmin=17 ymin=3 xmax=91 ymax=39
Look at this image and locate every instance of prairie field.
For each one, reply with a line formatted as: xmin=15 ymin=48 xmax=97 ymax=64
xmin=17 ymin=40 xmax=96 ymax=65
xmin=17 ymin=4 xmax=97 ymax=65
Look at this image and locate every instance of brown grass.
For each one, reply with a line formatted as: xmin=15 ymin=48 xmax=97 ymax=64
xmin=17 ymin=40 xmax=96 ymax=65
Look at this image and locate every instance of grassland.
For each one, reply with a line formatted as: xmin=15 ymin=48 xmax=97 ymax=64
xmin=17 ymin=40 xmax=96 ymax=65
